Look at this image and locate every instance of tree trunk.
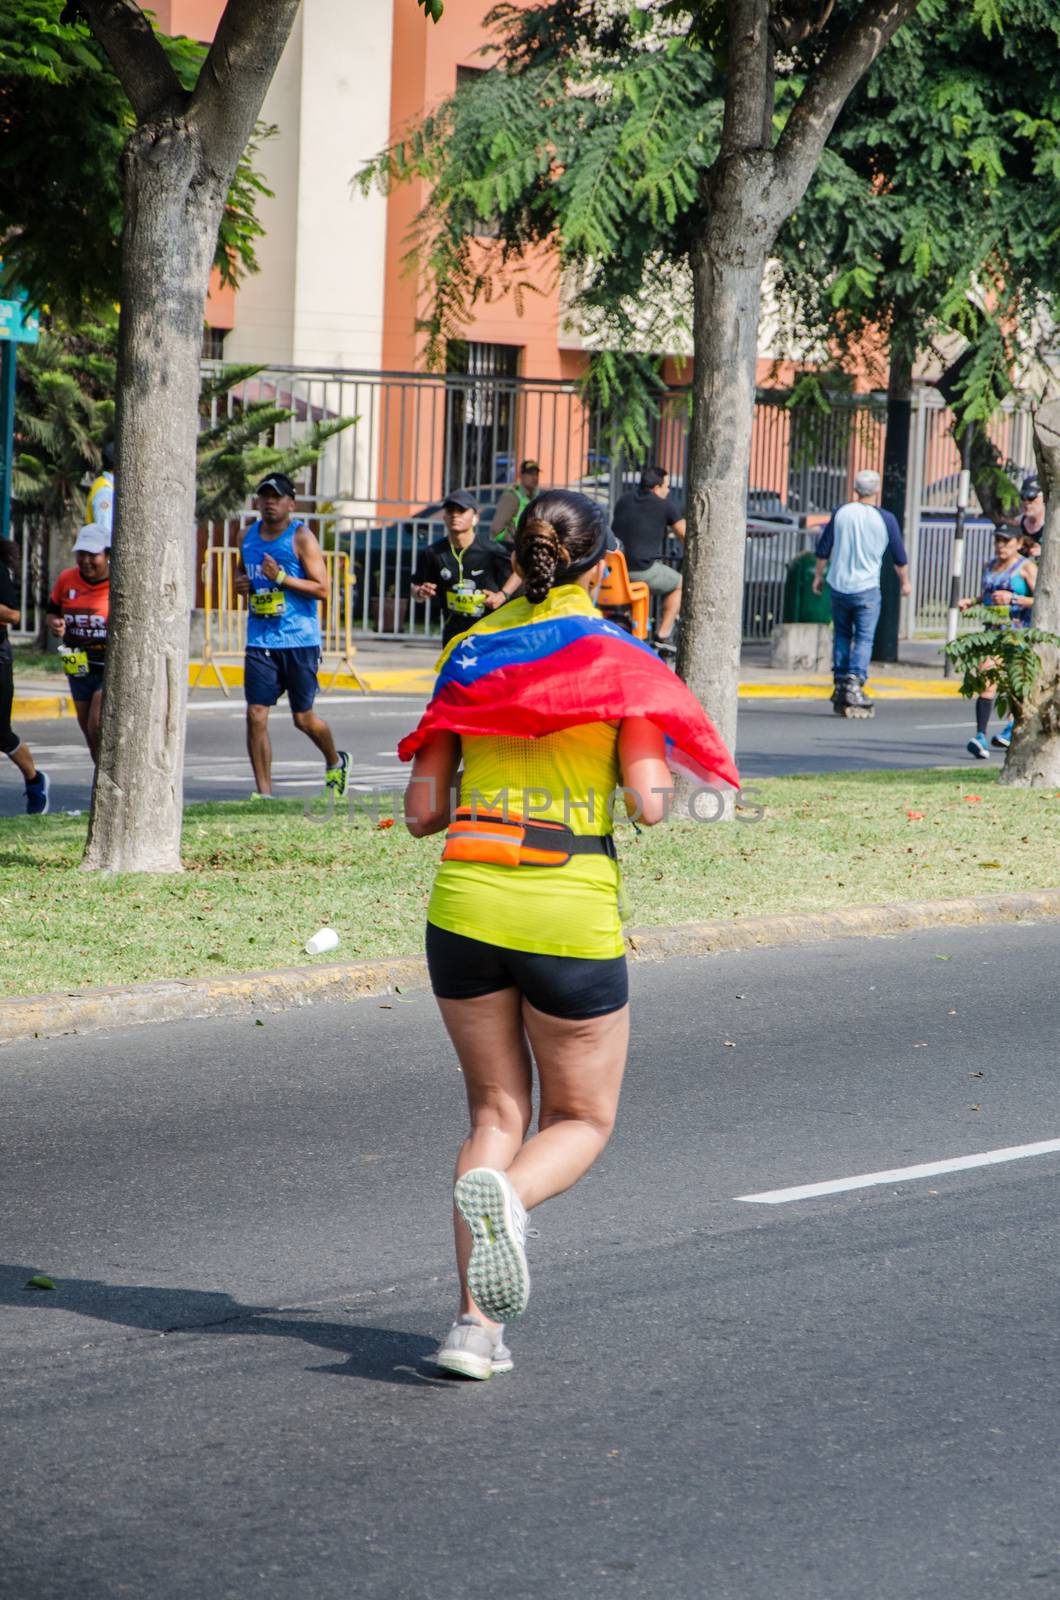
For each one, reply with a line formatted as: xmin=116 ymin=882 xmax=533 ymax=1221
xmin=874 ymin=342 xmax=913 ymax=662
xmin=999 ymin=396 xmax=1060 ymax=787
xmin=82 ymin=120 xmax=224 ymax=872
xmin=680 ymin=215 xmax=769 ymax=755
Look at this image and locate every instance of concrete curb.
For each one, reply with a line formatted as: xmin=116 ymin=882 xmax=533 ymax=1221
xmin=3 ymin=888 xmax=1058 ymax=1047
xmin=11 ymin=668 xmax=435 ymax=722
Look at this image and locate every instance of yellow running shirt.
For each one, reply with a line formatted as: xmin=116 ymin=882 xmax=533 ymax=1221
xmin=427 ymin=588 xmax=624 ymax=960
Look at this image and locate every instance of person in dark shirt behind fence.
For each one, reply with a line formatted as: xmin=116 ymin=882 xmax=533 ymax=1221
xmin=609 ymin=466 xmax=685 ymax=655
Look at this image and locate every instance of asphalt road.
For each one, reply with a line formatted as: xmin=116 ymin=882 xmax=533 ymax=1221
xmin=1 ymin=694 xmax=984 ymax=816
xmin=3 ymin=923 xmax=1058 ymax=1599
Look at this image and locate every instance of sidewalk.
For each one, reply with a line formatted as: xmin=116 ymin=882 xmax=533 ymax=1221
xmin=10 ymin=636 xmax=958 ymax=721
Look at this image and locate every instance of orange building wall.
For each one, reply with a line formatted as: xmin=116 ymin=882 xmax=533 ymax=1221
xmin=149 ymin=1 xmax=225 ymax=40
xmin=381 ymin=0 xmax=580 ymax=381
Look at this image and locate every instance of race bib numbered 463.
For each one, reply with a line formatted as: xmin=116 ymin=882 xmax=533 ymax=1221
xmin=250 ymin=590 xmax=286 ymax=617
xmin=447 ymin=582 xmax=486 ymax=617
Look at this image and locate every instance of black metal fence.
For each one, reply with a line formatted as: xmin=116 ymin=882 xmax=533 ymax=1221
xmin=198 ymin=364 xmax=887 ymax=642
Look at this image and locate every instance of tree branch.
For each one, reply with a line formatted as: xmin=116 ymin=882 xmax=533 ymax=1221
xmin=771 ymin=0 xmax=923 ymax=217
xmin=720 ymin=0 xmax=773 ymax=157
xmin=189 ymin=0 xmax=302 ymax=180
xmin=76 ymin=0 xmax=186 ymax=124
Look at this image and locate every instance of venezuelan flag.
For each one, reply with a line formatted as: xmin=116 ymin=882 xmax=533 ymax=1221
xmin=398 ymin=586 xmax=739 ymax=790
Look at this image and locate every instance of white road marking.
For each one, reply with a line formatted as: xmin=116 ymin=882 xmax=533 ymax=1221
xmin=912 ymin=721 xmax=976 ymax=730
xmin=736 ymin=1137 xmax=1060 ymax=1204
xmin=187 ymin=693 xmax=427 ymax=712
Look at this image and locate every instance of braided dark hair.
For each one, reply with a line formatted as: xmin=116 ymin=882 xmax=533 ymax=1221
xmin=513 ymin=490 xmax=606 ymax=605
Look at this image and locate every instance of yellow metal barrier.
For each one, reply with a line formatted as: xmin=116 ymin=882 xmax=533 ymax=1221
xmin=196 ymin=545 xmax=367 ymax=696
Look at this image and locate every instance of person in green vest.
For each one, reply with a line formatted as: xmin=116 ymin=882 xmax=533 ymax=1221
xmin=490 ymin=460 xmax=540 ymax=545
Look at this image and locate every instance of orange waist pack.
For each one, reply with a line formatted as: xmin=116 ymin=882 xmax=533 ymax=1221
xmin=442 ymin=807 xmax=617 ymax=869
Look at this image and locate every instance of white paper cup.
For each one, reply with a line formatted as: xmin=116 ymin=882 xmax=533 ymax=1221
xmin=305 ymin=927 xmax=340 ymax=956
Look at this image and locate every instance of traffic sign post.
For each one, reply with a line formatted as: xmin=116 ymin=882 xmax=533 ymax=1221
xmin=0 ymin=289 xmax=40 ymax=538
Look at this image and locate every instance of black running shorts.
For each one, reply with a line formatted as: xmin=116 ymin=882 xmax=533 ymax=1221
xmin=0 ymin=656 xmax=18 ymax=756
xmin=425 ymin=922 xmax=628 ymax=1020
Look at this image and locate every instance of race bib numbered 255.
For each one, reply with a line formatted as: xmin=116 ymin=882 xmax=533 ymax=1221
xmin=250 ymin=590 xmax=286 ymax=617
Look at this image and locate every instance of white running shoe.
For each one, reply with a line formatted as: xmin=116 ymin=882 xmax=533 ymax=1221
xmin=454 ymin=1167 xmax=532 ymax=1323
xmin=429 ymin=1315 xmax=513 ymax=1381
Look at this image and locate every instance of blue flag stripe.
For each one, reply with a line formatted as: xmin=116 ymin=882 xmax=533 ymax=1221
xmin=436 ymin=615 xmax=659 ymax=694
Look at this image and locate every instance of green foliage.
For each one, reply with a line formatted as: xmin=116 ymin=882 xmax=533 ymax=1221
xmin=0 ymin=1 xmax=273 ymax=317
xmin=943 ymin=609 xmax=1060 ymax=719
xmin=774 ymin=0 xmax=1060 ymax=435
xmin=579 ymin=350 xmax=668 ymax=459
xmin=783 ymin=370 xmax=884 ymax=474
xmin=195 ymin=367 xmax=357 ymax=524
xmin=358 ymin=5 xmax=722 ymax=376
xmin=13 ymin=322 xmax=116 ymax=527
xmin=360 ymin=0 xmax=1032 ymax=454
xmin=13 ymin=322 xmax=356 ymax=528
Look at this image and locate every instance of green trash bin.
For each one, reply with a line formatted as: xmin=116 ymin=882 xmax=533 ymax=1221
xmin=782 ymin=551 xmax=832 ymax=625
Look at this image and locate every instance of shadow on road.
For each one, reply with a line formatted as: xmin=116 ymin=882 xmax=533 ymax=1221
xmin=0 ymin=1262 xmax=442 ymax=1387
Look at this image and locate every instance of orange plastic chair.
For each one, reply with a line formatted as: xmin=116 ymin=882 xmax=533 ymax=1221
xmin=595 ymin=548 xmax=651 ymax=640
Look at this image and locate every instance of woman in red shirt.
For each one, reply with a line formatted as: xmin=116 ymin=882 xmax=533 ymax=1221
xmin=48 ymin=524 xmax=110 ymax=762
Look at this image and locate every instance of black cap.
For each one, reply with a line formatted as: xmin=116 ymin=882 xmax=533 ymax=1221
xmin=256 ymin=472 xmax=296 ymax=498
xmin=442 ymin=489 xmax=478 ymax=512
xmin=520 ymin=460 xmax=540 ymax=474
xmin=1020 ymin=474 xmax=1041 ymax=499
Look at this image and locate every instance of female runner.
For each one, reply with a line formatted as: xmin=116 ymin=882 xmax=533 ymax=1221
xmin=401 ymin=490 xmax=736 ymax=1379
xmin=958 ymin=524 xmax=1036 ymax=758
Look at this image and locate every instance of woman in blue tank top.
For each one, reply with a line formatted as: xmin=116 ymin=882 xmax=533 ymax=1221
xmin=957 ymin=525 xmax=1037 ymax=759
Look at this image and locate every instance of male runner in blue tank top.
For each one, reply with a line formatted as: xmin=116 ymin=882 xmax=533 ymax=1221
xmin=235 ymin=474 xmax=349 ymax=797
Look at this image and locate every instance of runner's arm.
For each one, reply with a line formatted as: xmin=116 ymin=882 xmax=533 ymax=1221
xmin=405 ymin=733 xmax=461 ymax=837
xmin=0 ymin=567 xmax=19 ymax=626
xmin=234 ymin=533 xmax=251 ymax=595
xmin=999 ymin=566 xmax=1037 ymax=608
xmin=618 ymin=718 xmax=673 ymax=826
xmin=411 ymin=546 xmax=439 ymax=601
xmin=490 ymin=544 xmax=520 ymax=603
xmin=281 ymin=527 xmax=330 ymax=601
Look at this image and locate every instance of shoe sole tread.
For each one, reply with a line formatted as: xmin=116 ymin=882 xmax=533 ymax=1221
xmin=454 ymin=1169 xmax=530 ymax=1323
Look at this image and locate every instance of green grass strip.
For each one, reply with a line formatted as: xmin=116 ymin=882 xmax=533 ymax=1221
xmin=2 ymin=769 xmax=1057 ymax=999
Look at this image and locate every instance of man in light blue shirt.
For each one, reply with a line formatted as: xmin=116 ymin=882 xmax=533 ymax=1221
xmin=813 ymin=469 xmax=911 ymax=710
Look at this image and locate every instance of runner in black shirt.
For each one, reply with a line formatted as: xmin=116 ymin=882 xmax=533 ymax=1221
xmin=0 ymin=538 xmax=49 ymax=813
xmin=412 ymin=491 xmax=519 ymax=645
xmin=610 ymin=466 xmax=685 ymax=652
